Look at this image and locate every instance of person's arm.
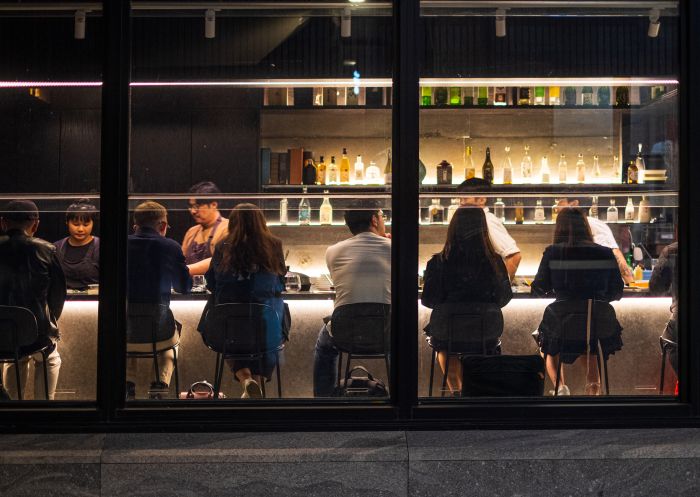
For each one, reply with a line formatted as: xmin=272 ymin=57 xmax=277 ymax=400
xmin=486 ymin=214 xmax=520 ymax=281
xmin=612 ymin=248 xmax=634 ymax=284
xmin=493 ymin=259 xmax=513 ymax=308
xmin=504 ymin=252 xmax=521 ymax=281
xmin=530 ymin=248 xmax=553 ymax=297
xmin=187 ymin=257 xmax=211 ymax=276
xmin=605 ymin=250 xmax=625 ymax=301
xmin=171 ymin=243 xmax=192 ymax=294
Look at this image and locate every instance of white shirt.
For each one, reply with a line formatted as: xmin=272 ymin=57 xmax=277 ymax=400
xmin=326 ymin=232 xmax=392 ymax=308
xmin=587 ymin=216 xmax=619 ymax=249
xmin=484 ymin=209 xmax=520 ymax=259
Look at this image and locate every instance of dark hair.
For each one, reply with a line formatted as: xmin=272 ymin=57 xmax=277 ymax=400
xmin=218 ymin=203 xmax=285 ymax=275
xmin=456 ymin=177 xmax=492 ymax=193
xmin=133 ymin=201 xmax=167 ymax=228
xmin=441 ymin=206 xmax=501 ymax=274
xmin=66 ymin=199 xmax=98 ymax=224
xmin=344 ymin=199 xmax=382 ymax=235
xmin=553 ymin=208 xmax=593 ymax=245
xmin=2 ymin=199 xmax=39 ymax=230
xmin=188 ymin=181 xmax=222 ymax=206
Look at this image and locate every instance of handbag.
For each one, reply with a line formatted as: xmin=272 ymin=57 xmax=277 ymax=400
xmin=333 ymin=366 xmax=388 ymax=397
xmin=179 ymin=380 xmax=226 ymax=399
xmin=461 ymin=355 xmax=545 ymax=397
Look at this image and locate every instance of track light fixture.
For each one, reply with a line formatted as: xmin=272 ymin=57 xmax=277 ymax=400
xmin=74 ymin=10 xmax=86 ymax=40
xmin=205 ymin=9 xmax=216 ymax=39
xmin=495 ymin=9 xmax=506 ymax=38
xmin=341 ymin=8 xmax=351 ymax=38
xmin=648 ymin=9 xmax=661 ymax=38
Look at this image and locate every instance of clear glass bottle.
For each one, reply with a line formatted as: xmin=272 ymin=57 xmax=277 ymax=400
xmin=558 ymin=153 xmax=568 ymax=183
xmin=353 ymin=155 xmax=365 ymax=184
xmin=534 ymin=199 xmax=545 ymax=223
xmin=636 ymin=143 xmax=646 ymax=184
xmin=494 ymin=198 xmax=506 ymax=223
xmin=520 ymin=145 xmax=533 ymax=182
xmin=279 ymin=197 xmax=288 ymax=225
xmin=447 ymin=198 xmax=460 ymax=223
xmin=627 ymin=159 xmax=639 ymax=184
xmin=593 ymin=154 xmax=602 ymax=177
xmin=606 ymin=199 xmax=619 ymax=223
xmin=581 ymin=86 xmax=594 ymax=105
xmin=319 ymin=191 xmax=333 ymax=225
xmin=540 ymin=155 xmax=550 ymax=184
xmin=464 ymin=146 xmax=475 ymax=180
xmin=365 ymin=160 xmax=381 ymax=184
xmin=502 ymin=146 xmax=513 ymax=185
xmin=429 ymin=198 xmax=444 ymax=224
xmin=326 ymin=156 xmax=339 ymax=185
xmin=551 ymin=198 xmax=559 ymax=223
xmin=298 ymin=187 xmax=311 ymax=225
xmin=625 ymin=197 xmax=635 ymax=221
xmin=437 ymin=160 xmax=453 ymax=185
xmin=589 ymin=196 xmax=599 ymax=219
xmin=384 ymin=150 xmax=392 ymax=185
xmin=576 ymin=153 xmax=586 ymax=183
xmin=638 ymin=195 xmax=651 ymax=223
xmin=611 ymin=154 xmax=621 ymax=182
xmin=462 ymin=87 xmax=474 ymax=106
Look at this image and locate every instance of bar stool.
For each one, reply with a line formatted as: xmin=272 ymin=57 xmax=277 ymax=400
xmin=659 ymin=335 xmax=678 ymax=394
xmin=0 ymin=305 xmax=51 ymax=400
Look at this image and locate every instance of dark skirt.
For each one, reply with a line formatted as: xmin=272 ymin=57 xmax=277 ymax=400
xmin=536 ymin=324 xmax=623 ymax=364
xmin=227 ymin=349 xmax=281 ymax=381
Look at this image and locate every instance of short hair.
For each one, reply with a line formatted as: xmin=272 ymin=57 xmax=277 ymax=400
xmin=344 ymin=199 xmax=382 ymax=235
xmin=456 ymin=177 xmax=492 ymax=193
xmin=2 ymin=199 xmax=39 ymax=228
xmin=133 ymin=201 xmax=167 ymax=228
xmin=66 ymin=199 xmax=98 ymax=224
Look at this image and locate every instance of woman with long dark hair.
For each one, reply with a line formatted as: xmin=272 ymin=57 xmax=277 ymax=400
xmin=199 ymin=203 xmax=287 ymax=399
xmin=422 ymin=207 xmax=512 ymax=394
xmin=531 ymin=207 xmax=623 ymax=395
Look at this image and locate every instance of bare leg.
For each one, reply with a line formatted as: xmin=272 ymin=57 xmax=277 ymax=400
xmin=235 ymin=368 xmax=253 ymax=383
xmin=582 ymin=355 xmax=601 ymax=395
xmin=545 ymin=354 xmax=566 ymax=392
xmin=437 ymin=352 xmax=462 ymax=394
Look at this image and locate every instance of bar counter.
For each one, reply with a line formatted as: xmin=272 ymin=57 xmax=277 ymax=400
xmin=54 ymin=291 xmax=674 ymax=400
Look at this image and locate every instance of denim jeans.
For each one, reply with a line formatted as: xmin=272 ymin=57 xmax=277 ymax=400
xmin=313 ymin=324 xmax=338 ymax=397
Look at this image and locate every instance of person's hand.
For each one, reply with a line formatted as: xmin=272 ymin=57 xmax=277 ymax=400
xmin=384 ymin=232 xmax=392 ymax=239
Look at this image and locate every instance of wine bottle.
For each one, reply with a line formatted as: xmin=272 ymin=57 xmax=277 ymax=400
xmin=502 ymin=146 xmax=513 ymax=185
xmin=384 ymin=150 xmax=392 ymax=185
xmin=558 ymin=153 xmax=568 ymax=183
xmin=316 ymin=155 xmax=327 ymax=185
xmin=437 ymin=160 xmax=453 ymax=185
xmin=465 ymin=146 xmax=475 ymax=180
xmin=302 ymin=158 xmax=317 ymax=185
xmin=520 ymin=145 xmax=533 ymax=182
xmin=482 ymin=147 xmax=494 ymax=184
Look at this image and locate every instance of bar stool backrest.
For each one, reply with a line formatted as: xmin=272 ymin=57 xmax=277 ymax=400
xmin=429 ymin=302 xmax=503 ymax=355
xmin=0 ymin=305 xmax=38 ymax=355
xmin=126 ymin=303 xmax=175 ymax=344
xmin=205 ymin=303 xmax=281 ymax=355
xmin=330 ymin=303 xmax=391 ymax=355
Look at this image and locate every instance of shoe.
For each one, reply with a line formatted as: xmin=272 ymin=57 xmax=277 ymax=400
xmin=125 ymin=381 xmax=135 ymax=401
xmin=585 ymin=382 xmax=601 ymax=396
xmin=0 ymin=385 xmax=11 ymax=401
xmin=242 ymin=379 xmax=263 ymax=399
xmin=549 ymin=385 xmax=571 ymax=396
xmin=148 ymin=381 xmax=169 ymax=400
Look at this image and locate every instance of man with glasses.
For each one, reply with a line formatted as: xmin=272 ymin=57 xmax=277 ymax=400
xmin=182 ymin=181 xmax=229 ymax=276
xmin=313 ymin=200 xmax=391 ymax=396
xmin=127 ymin=201 xmax=191 ymax=399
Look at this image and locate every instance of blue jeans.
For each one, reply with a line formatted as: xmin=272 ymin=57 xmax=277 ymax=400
xmin=313 ymin=324 xmax=338 ymax=397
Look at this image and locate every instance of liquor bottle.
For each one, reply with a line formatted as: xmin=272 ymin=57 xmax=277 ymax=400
xmin=462 ymin=87 xmax=474 ymax=106
xmin=464 ymin=146 xmax=475 ymax=180
xmin=326 ymin=156 xmax=339 ymax=185
xmin=494 ymin=198 xmax=506 ymax=223
xmin=429 ymin=198 xmax=444 ymax=224
xmin=421 ymin=87 xmax=432 ymax=106
xmin=549 ymin=86 xmax=561 ymax=105
xmin=520 ymin=145 xmax=533 ymax=182
xmin=518 ymin=87 xmax=531 ymax=106
xmin=589 ymin=196 xmax=599 ymax=219
xmin=638 ymin=196 xmax=651 ymax=223
xmin=611 ymin=154 xmax=621 ymax=182
xmin=384 ymin=150 xmax=392 ymax=185
xmin=514 ymin=201 xmax=524 ymax=224
xmin=437 ymin=160 xmax=453 ymax=185
xmin=482 ymin=147 xmax=494 ymax=184
xmin=593 ymin=154 xmax=602 ymax=178
xmin=302 ymin=158 xmax=317 ymax=185
xmin=627 ymin=159 xmax=638 ymax=184
xmin=633 ymin=264 xmax=644 ymax=282
xmin=365 ymin=160 xmax=382 ymax=184
xmin=558 ymin=153 xmax=568 ymax=183
xmin=319 ymin=191 xmax=333 ymax=225
xmin=298 ymin=188 xmax=311 ymax=225
xmin=597 ymin=86 xmax=611 ymax=106
xmin=447 ymin=198 xmax=460 ymax=223
xmin=551 ymin=199 xmax=559 ymax=223
xmin=316 ymin=155 xmax=327 ymax=185
xmin=477 ymin=87 xmax=488 ymax=106
xmin=576 ymin=153 xmax=586 ymax=183
xmin=534 ymin=86 xmax=545 ymax=105
xmin=353 ymin=155 xmax=365 ymax=184
xmin=564 ymin=87 xmax=577 ymax=106
xmin=534 ymin=199 xmax=545 ymax=224
xmin=540 ymin=155 xmax=551 ymax=184
xmin=494 ymin=87 xmax=507 ymax=106
xmin=581 ymin=86 xmax=594 ymax=105
xmin=502 ymin=146 xmax=513 ymax=185
xmin=449 ymin=87 xmax=462 ymax=105
xmin=279 ymin=198 xmax=288 ymax=225
xmin=606 ymin=199 xmax=619 ymax=222
xmin=636 ymin=143 xmax=646 ymax=184
xmin=625 ymin=197 xmax=635 ymax=222
xmin=339 ymin=148 xmax=351 ymax=184
xmin=615 ymin=86 xmax=630 ymax=107
xmin=434 ymin=87 xmax=448 ymax=106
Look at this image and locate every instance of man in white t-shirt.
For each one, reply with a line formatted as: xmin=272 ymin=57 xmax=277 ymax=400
xmin=457 ymin=179 xmax=521 ymax=280
xmin=557 ymin=197 xmax=634 ymax=284
xmin=313 ymin=200 xmax=391 ymax=396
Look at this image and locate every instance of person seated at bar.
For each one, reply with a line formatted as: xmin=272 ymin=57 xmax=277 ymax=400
xmin=127 ymin=201 xmax=191 ymax=400
xmin=457 ymin=178 xmax=521 ymax=280
xmin=422 ymin=207 xmax=512 ymax=395
xmin=557 ymin=197 xmax=634 ymax=284
xmin=54 ymin=199 xmax=100 ymax=290
xmin=531 ymin=208 xmax=623 ymax=396
xmin=650 ymin=240 xmax=678 ymax=377
xmin=197 ymin=203 xmax=287 ymax=399
xmin=0 ymin=200 xmax=66 ymax=400
xmin=313 ymin=200 xmax=391 ymax=397
xmin=183 ymin=181 xmax=229 ymax=276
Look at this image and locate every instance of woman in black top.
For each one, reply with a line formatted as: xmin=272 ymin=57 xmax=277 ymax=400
xmin=422 ymin=207 xmax=512 ymax=394
xmin=54 ymin=200 xmax=100 ymax=290
xmin=531 ymin=208 xmax=623 ymax=395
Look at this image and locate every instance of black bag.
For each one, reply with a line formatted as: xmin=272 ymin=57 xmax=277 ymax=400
xmin=333 ymin=366 xmax=388 ymax=397
xmin=461 ymin=355 xmax=545 ymax=397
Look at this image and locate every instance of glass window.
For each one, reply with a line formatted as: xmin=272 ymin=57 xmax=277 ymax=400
xmin=127 ymin=1 xmax=393 ymax=402
xmin=0 ymin=2 xmax=103 ymax=402
xmin=418 ymin=3 xmax=680 ymax=399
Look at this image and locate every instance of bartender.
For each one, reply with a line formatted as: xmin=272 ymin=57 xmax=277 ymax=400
xmin=182 ymin=181 xmax=229 ymax=275
xmin=54 ymin=199 xmax=100 ymax=290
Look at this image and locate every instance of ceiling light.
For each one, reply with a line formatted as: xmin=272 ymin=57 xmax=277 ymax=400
xmin=648 ymin=9 xmax=661 ymax=38
xmin=205 ymin=9 xmax=216 ymax=39
xmin=74 ymin=10 xmax=86 ymax=40
xmin=341 ymin=8 xmax=351 ymax=38
xmin=495 ymin=9 xmax=506 ymax=38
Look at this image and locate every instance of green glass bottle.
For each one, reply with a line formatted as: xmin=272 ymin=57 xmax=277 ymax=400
xmin=449 ymin=87 xmax=461 ymax=105
xmin=477 ymin=87 xmax=488 ymax=106
xmin=421 ymin=87 xmax=432 ymax=106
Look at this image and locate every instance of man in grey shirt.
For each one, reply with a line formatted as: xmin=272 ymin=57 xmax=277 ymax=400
xmin=313 ymin=200 xmax=391 ymax=396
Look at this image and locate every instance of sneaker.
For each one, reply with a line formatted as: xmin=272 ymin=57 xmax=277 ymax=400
xmin=148 ymin=381 xmax=169 ymax=400
xmin=242 ymin=378 xmax=263 ymax=399
xmin=549 ymin=385 xmax=571 ymax=396
xmin=125 ymin=381 xmax=135 ymax=401
xmin=585 ymin=382 xmax=601 ymax=396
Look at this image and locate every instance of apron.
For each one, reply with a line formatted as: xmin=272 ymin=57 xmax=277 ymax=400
xmin=185 ymin=217 xmax=222 ymax=264
xmin=57 ymin=237 xmax=100 ymax=290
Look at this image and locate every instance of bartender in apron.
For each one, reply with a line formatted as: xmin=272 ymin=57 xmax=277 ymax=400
xmin=182 ymin=181 xmax=229 ymax=275
xmin=54 ymin=199 xmax=100 ymax=290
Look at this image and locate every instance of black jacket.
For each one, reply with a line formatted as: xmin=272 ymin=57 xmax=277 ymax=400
xmin=0 ymin=230 xmax=67 ymax=340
